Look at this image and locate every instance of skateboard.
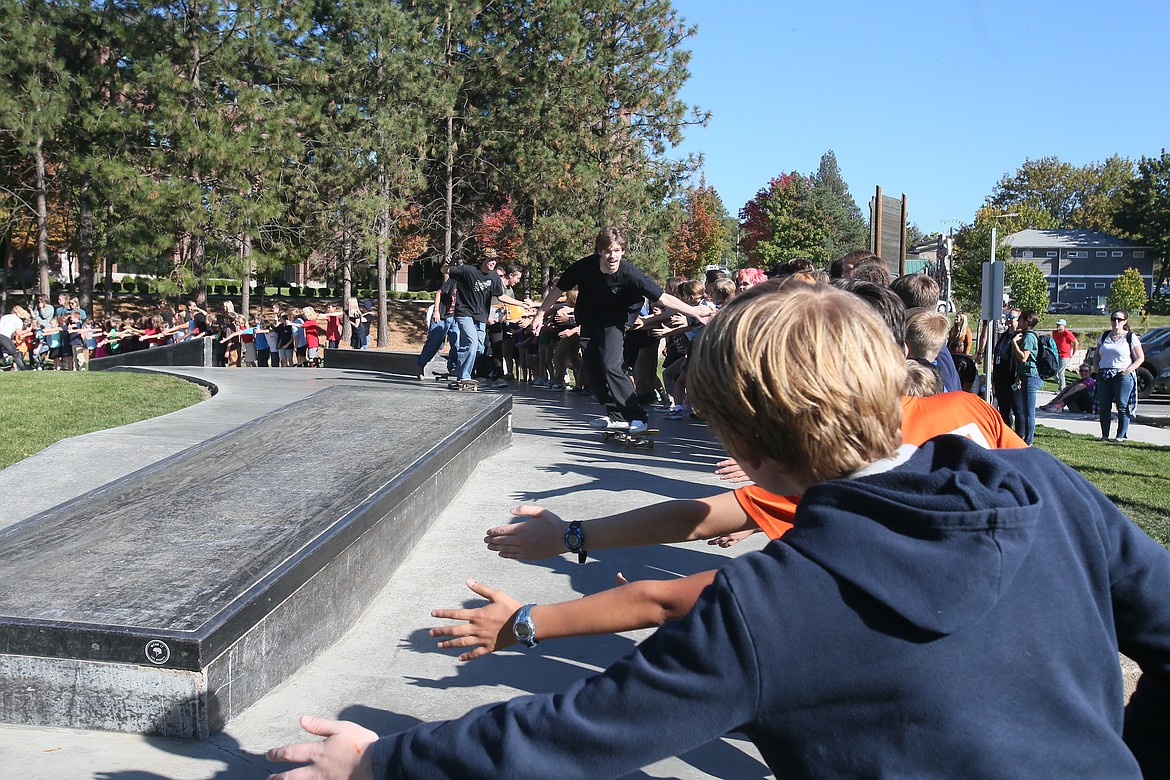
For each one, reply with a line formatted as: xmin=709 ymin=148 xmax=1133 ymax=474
xmin=432 ymin=371 xmax=451 ymax=381
xmin=602 ymin=428 xmax=660 ymax=448
xmin=447 ymin=378 xmax=479 ymax=392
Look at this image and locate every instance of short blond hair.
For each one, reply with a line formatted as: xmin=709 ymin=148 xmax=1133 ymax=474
xmin=689 ymin=282 xmax=904 ymax=485
xmin=904 ymin=308 xmax=948 ymax=361
xmin=903 ymin=359 xmax=943 ymax=397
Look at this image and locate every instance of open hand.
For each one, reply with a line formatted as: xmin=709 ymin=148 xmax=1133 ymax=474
xmin=484 ymin=505 xmax=569 ymax=560
xmin=267 ymin=715 xmax=377 ymax=780
xmin=430 ymin=579 xmax=522 ymax=661
xmin=713 ymin=458 xmax=751 ymax=483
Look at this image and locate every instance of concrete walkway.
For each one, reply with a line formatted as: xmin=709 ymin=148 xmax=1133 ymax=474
xmin=1 ymin=369 xmax=1167 ymax=779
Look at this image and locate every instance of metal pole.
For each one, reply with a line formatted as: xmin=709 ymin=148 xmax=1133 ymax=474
xmin=983 ymin=226 xmax=998 ymax=404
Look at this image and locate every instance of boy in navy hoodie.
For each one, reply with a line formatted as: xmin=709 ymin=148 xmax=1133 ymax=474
xmin=269 ymin=283 xmax=1170 ymax=780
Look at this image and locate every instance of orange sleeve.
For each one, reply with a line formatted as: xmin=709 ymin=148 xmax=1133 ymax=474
xmin=733 ymin=485 xmax=798 ymax=540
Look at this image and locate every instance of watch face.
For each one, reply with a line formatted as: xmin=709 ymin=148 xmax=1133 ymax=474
xmin=515 ymin=622 xmax=533 ymax=640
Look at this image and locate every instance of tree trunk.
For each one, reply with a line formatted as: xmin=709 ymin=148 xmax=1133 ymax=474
xmin=35 ymin=135 xmax=51 ymax=296
xmin=376 ymin=175 xmax=390 ymax=348
xmin=240 ymin=231 xmax=252 ymax=319
xmin=191 ymin=234 xmax=206 ymax=305
xmin=443 ymin=5 xmax=455 ymax=266
xmin=104 ymin=199 xmax=115 ymax=304
xmin=77 ymin=177 xmax=95 ymax=315
xmin=341 ymin=238 xmax=352 ymax=344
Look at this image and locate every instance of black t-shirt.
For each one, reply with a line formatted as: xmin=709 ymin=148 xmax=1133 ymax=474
xmin=556 ymin=254 xmax=664 ymax=328
xmin=450 ymin=264 xmax=505 ymax=322
xmin=275 ymin=323 xmax=294 ymax=349
xmin=439 ymin=278 xmax=457 ymax=316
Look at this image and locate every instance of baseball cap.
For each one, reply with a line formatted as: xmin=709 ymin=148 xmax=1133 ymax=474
xmin=1056 ymin=319 xmax=1067 ymax=325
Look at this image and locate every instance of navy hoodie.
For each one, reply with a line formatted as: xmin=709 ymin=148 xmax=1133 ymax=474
xmin=371 ymin=437 xmax=1170 ymax=778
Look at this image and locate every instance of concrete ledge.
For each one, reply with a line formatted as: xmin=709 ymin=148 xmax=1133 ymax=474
xmin=322 ymin=347 xmax=421 ymax=376
xmin=89 ymin=339 xmax=213 ymax=371
xmin=0 ymin=386 xmax=511 ymax=738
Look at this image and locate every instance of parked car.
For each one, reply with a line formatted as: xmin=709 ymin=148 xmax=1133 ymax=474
xmin=1154 ymin=367 xmax=1170 ymax=396
xmin=1047 ymin=301 xmax=1074 ymax=314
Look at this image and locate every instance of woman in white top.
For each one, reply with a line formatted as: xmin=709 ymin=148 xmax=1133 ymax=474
xmin=1093 ymin=309 xmax=1145 ymax=442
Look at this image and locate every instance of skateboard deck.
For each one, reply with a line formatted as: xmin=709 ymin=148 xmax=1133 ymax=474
xmin=432 ymin=371 xmax=451 ymax=381
xmin=602 ymin=428 xmax=660 ymax=448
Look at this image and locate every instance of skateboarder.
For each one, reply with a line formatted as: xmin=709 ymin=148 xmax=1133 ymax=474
xmin=445 ymin=254 xmax=527 ymax=390
xmin=530 ymin=226 xmax=712 ymax=433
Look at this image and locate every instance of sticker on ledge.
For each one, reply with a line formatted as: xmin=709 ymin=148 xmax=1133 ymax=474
xmin=145 ymin=640 xmax=171 ymax=665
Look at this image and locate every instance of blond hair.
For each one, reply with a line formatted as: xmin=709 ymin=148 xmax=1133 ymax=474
xmin=301 ymin=306 xmax=316 ymax=320
xmin=903 ymin=359 xmax=943 ymax=397
xmin=689 ymin=282 xmax=904 ymax=485
xmin=712 ymin=278 xmax=736 ymax=306
xmin=904 ymin=308 xmax=948 ymax=361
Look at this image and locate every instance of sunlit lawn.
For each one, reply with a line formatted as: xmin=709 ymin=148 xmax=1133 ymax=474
xmin=1034 ymin=425 xmax=1170 ymax=547
xmin=0 ymin=371 xmax=208 ymax=469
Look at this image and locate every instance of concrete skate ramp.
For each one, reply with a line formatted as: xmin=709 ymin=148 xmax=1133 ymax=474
xmin=0 ymin=386 xmax=511 ymax=738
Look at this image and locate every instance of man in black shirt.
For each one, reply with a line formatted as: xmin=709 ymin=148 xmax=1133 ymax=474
xmin=532 ymin=227 xmax=711 ymax=431
xmin=446 ymin=255 xmax=527 ymax=389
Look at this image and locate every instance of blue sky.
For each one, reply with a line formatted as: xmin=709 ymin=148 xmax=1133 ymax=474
xmin=669 ymin=0 xmax=1170 ymax=237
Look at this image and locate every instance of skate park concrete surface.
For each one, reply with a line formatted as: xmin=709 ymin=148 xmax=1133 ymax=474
xmin=1 ymin=365 xmax=1168 ymax=779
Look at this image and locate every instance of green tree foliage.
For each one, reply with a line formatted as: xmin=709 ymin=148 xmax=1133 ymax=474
xmin=951 ymin=205 xmax=1057 ymax=314
xmin=988 ymin=155 xmax=1135 ymax=233
xmin=737 ymin=151 xmax=865 ymax=269
xmin=0 ymin=0 xmax=703 ymax=308
xmin=739 ymin=173 xmax=830 ymax=267
xmin=1107 ymin=267 xmax=1149 ymax=316
xmin=1116 ymin=150 xmax=1170 ymax=293
xmin=1004 ymin=260 xmax=1048 ymax=317
xmin=811 ymin=150 xmax=867 ymax=258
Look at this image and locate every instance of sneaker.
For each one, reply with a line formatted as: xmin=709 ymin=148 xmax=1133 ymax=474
xmin=447 ymin=381 xmax=462 ymax=390
xmin=547 ymin=382 xmax=566 ymax=390
xmin=664 ymin=410 xmax=683 ymax=421
xmin=492 ymin=378 xmax=509 ymax=388
xmin=628 ymin=420 xmax=649 ymax=435
xmin=588 ymin=417 xmax=612 ymax=429
xmin=1113 ymin=436 xmax=1127 ymax=443
xmin=416 ymin=370 xmax=426 ymax=381
xmin=568 ymin=386 xmax=589 ymax=394
xmin=532 ymin=379 xmax=548 ymax=387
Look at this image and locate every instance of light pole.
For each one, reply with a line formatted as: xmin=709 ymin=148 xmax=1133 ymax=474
xmin=983 ymin=213 xmax=1018 ymax=404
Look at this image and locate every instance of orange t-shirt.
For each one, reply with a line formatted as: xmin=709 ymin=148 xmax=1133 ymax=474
xmin=734 ymin=392 xmax=1027 ymax=540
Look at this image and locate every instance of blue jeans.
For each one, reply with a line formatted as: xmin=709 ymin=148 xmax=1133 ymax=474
xmin=1097 ymin=371 xmax=1135 ymax=439
xmin=454 ymin=316 xmax=486 ymax=380
xmin=416 ymin=316 xmax=457 ymax=374
xmin=1011 ymin=374 xmax=1041 ymax=445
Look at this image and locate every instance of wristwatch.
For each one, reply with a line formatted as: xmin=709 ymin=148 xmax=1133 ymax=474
xmin=513 ymin=603 xmax=538 ymax=648
xmin=564 ymin=521 xmax=587 ymax=564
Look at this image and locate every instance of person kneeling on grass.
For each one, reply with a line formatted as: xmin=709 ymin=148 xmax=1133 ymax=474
xmin=268 ymin=282 xmax=1170 ymax=780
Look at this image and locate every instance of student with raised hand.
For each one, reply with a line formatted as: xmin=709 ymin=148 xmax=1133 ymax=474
xmin=269 ymin=282 xmax=1170 ymax=780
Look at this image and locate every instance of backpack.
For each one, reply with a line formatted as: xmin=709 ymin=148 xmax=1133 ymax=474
xmin=1035 ymin=334 xmax=1061 ymax=380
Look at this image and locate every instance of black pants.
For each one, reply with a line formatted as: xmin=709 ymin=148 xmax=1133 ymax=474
xmin=580 ymin=323 xmax=646 ymax=422
xmin=0 ymin=334 xmax=25 ymax=370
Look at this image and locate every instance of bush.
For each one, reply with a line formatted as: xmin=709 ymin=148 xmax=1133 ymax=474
xmin=1145 ymin=295 xmax=1170 ymax=315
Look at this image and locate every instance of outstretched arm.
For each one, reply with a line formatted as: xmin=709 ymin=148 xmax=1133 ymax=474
xmin=484 ymin=492 xmax=756 ymax=561
xmin=430 ymin=571 xmax=717 ymax=661
xmin=530 ymin=285 xmax=565 ymax=336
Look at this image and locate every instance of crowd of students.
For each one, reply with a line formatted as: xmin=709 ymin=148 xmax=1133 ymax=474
xmin=0 ymin=293 xmax=383 ymax=371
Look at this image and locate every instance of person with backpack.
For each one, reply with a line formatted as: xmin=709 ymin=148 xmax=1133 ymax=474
xmin=1094 ymin=309 xmax=1145 ymax=443
xmin=1010 ymin=309 xmax=1042 ymax=444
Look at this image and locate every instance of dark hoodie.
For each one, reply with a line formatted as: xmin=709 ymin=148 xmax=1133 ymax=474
xmin=372 ymin=436 xmax=1170 ymax=778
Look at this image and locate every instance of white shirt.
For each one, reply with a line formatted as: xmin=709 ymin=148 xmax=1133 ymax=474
xmin=0 ymin=313 xmax=22 ymax=339
xmin=1098 ymin=331 xmax=1140 ymax=371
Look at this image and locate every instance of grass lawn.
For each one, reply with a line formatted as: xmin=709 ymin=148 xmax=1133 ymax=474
xmin=1034 ymin=425 xmax=1170 ymax=548
xmin=0 ymin=371 xmax=208 ymax=469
